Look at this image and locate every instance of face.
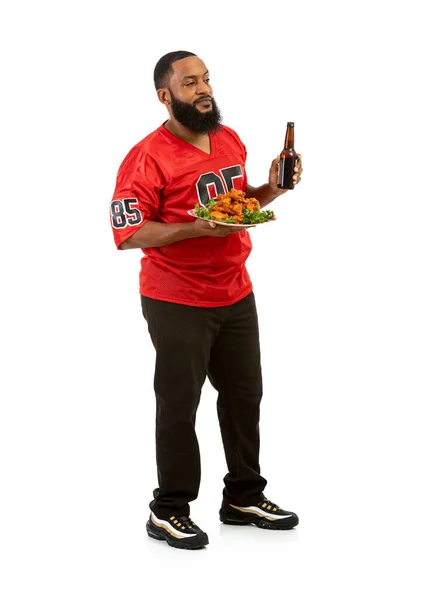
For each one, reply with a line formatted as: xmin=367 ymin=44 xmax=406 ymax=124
xmin=160 ymin=56 xmax=222 ymax=133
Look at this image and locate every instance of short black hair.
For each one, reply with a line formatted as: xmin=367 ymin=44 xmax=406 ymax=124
xmin=154 ymin=51 xmax=197 ymax=90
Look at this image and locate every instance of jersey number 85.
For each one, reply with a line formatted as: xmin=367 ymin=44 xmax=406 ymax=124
xmin=110 ymin=198 xmax=142 ymax=229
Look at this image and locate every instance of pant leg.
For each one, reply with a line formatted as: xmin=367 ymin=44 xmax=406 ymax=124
xmin=207 ymin=292 xmax=267 ymax=506
xmin=141 ymin=296 xmax=221 ymax=518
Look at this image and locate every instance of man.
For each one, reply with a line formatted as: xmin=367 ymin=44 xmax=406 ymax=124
xmin=110 ymin=51 xmax=303 ymax=550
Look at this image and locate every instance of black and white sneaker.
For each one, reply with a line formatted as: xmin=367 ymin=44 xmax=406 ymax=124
xmin=220 ymin=499 xmax=299 ymax=530
xmin=146 ymin=512 xmax=209 ymax=550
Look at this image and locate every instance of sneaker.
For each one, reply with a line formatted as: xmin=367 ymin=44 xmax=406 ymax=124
xmin=219 ymin=499 xmax=299 ymax=530
xmin=146 ymin=512 xmax=209 ymax=549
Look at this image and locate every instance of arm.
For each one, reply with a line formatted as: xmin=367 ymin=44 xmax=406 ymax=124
xmin=120 ymin=218 xmax=251 ymax=250
xmin=120 ymin=221 xmax=198 ymax=249
xmin=246 ymin=182 xmax=287 ymax=209
xmin=247 ymin=154 xmax=303 ymax=208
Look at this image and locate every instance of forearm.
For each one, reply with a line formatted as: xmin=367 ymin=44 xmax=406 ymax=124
xmin=246 ymin=184 xmax=287 ymax=208
xmin=120 ymin=220 xmax=198 ymax=249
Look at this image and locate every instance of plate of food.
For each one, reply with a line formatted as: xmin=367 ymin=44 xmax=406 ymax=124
xmin=188 ymin=188 xmax=276 ymax=227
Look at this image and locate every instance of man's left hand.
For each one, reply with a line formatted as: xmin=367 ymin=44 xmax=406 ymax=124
xmin=269 ymin=153 xmax=303 ymax=193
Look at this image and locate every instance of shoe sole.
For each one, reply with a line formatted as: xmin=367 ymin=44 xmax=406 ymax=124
xmin=146 ymin=519 xmax=209 ymax=550
xmin=219 ymin=509 xmax=298 ymax=530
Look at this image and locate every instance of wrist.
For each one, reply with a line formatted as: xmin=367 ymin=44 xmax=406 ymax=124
xmin=268 ymin=183 xmax=287 ymax=197
xmin=187 ymin=220 xmax=200 ymax=239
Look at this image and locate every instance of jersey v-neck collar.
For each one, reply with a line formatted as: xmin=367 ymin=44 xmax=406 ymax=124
xmin=158 ymin=122 xmax=216 ymax=158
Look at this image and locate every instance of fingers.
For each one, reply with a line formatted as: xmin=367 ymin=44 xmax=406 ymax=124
xmin=215 ymin=225 xmax=253 ymax=236
xmin=293 ymin=169 xmax=302 ymax=184
xmin=202 ymin=220 xmax=246 ymax=235
xmin=293 ymin=155 xmax=303 ymax=184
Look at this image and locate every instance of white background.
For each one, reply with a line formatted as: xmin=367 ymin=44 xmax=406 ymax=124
xmin=1 ymin=0 xmax=426 ymax=598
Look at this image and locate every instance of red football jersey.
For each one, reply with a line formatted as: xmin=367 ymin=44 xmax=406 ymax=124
xmin=110 ymin=123 xmax=253 ymax=307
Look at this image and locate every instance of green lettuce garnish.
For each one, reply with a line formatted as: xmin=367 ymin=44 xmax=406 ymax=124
xmin=194 ymin=199 xmax=275 ymax=225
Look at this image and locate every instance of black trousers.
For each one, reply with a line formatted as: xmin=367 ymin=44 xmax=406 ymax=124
xmin=141 ymin=291 xmax=267 ymax=518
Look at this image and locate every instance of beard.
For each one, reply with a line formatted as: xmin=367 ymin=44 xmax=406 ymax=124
xmin=169 ymin=91 xmax=222 ymax=134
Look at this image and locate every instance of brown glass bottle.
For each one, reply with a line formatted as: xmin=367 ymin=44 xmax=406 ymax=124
xmin=278 ymin=122 xmax=297 ymax=189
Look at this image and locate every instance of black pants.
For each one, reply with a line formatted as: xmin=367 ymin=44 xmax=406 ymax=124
xmin=141 ymin=292 xmax=267 ymax=518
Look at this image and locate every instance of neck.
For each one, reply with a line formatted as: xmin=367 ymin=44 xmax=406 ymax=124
xmin=164 ymin=118 xmax=209 ymax=144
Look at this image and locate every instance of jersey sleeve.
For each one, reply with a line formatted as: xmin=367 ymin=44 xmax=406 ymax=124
xmin=110 ymin=150 xmax=165 ymax=249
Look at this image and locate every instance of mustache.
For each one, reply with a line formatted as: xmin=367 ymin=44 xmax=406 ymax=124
xmin=194 ymin=96 xmax=212 ymax=104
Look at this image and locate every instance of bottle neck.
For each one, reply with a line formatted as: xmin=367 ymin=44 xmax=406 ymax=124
xmin=284 ymin=128 xmax=294 ymax=149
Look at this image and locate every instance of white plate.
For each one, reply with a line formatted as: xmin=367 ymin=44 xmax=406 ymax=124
xmin=187 ymin=208 xmax=276 ymax=227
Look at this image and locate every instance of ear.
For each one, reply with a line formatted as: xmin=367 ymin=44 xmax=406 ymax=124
xmin=157 ymin=88 xmax=170 ymax=106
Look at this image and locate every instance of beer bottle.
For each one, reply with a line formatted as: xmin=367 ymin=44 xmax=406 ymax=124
xmin=278 ymin=122 xmax=297 ymax=189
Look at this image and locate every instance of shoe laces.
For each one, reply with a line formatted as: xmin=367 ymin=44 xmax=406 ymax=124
xmin=259 ymin=499 xmax=281 ymax=511
xmin=170 ymin=515 xmax=196 ymax=529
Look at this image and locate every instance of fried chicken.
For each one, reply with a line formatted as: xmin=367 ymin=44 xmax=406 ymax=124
xmin=243 ymin=197 xmax=260 ymax=211
xmin=209 ymin=189 xmax=259 ymax=223
xmin=209 ymin=210 xmax=228 ymax=221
